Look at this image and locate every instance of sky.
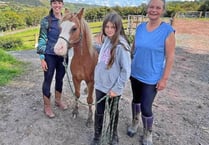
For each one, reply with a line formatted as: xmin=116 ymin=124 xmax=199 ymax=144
xmin=65 ymin=0 xmax=195 ymax=7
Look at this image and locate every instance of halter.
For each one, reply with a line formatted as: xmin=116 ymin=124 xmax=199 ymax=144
xmin=58 ymin=33 xmax=82 ymax=49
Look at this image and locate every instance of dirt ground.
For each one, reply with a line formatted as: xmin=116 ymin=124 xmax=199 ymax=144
xmin=0 ymin=18 xmax=209 ymax=145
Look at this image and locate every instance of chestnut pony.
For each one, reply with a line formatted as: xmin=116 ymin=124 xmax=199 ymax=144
xmin=54 ymin=8 xmax=98 ymax=127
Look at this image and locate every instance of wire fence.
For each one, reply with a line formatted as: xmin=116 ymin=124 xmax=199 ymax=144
xmin=176 ymin=11 xmax=203 ymax=18
xmin=205 ymin=11 xmax=209 ymax=18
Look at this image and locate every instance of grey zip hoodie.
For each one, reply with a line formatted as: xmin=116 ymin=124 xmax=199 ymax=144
xmin=94 ymin=36 xmax=131 ymax=95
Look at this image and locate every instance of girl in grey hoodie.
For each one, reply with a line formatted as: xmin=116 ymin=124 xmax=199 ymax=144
xmin=91 ymin=11 xmax=131 ymax=145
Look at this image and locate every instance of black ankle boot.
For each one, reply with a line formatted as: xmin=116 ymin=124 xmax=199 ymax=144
xmin=91 ymin=113 xmax=104 ymax=145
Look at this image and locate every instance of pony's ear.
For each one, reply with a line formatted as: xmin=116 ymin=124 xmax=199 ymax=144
xmin=64 ymin=8 xmax=70 ymax=15
xmin=77 ymin=8 xmax=84 ymax=19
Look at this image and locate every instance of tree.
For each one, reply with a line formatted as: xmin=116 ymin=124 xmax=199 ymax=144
xmin=199 ymin=0 xmax=209 ymax=16
xmin=2 ymin=11 xmax=25 ymax=31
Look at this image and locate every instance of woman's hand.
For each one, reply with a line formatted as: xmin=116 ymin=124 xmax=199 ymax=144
xmin=156 ymin=79 xmax=167 ymax=91
xmin=41 ymin=59 xmax=48 ymax=71
xmin=93 ymin=32 xmax=104 ymax=45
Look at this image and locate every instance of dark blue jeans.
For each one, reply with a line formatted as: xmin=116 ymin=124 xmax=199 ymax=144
xmin=95 ymin=89 xmax=120 ymax=115
xmin=42 ymin=54 xmax=66 ymax=98
xmin=130 ymin=76 xmax=157 ymax=117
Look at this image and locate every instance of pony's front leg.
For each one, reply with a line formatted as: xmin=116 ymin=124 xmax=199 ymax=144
xmin=86 ymin=81 xmax=94 ymax=127
xmin=72 ymin=78 xmax=81 ymax=119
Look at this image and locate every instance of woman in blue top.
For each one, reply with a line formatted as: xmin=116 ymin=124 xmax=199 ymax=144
xmin=37 ymin=0 xmax=67 ymax=118
xmin=127 ymin=0 xmax=176 ymax=145
xmin=91 ymin=12 xmax=131 ymax=145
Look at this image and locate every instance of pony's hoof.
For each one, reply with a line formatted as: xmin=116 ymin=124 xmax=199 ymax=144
xmin=72 ymin=109 xmax=78 ymax=119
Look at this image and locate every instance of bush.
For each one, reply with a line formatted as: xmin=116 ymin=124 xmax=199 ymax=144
xmin=0 ymin=37 xmax=23 ymax=50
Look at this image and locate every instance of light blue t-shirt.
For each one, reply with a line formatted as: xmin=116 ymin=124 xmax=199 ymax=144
xmin=131 ymin=22 xmax=175 ymax=84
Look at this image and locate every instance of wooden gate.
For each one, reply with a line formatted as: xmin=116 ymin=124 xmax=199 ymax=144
xmin=126 ymin=15 xmax=147 ymax=35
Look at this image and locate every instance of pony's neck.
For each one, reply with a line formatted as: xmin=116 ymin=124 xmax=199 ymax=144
xmin=73 ymin=41 xmax=90 ymax=57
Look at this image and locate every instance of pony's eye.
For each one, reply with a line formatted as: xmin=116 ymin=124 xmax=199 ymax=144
xmin=71 ymin=27 xmax=77 ymax=33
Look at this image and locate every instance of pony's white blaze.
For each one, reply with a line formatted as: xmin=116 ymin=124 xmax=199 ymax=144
xmin=54 ymin=21 xmax=75 ymax=56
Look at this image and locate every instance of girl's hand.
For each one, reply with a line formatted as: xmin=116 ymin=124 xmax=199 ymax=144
xmin=108 ymin=90 xmax=117 ymax=98
xmin=41 ymin=59 xmax=48 ymax=71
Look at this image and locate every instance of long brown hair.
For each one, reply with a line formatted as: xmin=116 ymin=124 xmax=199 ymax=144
xmin=102 ymin=11 xmax=129 ymax=69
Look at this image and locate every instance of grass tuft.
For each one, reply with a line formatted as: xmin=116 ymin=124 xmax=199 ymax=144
xmin=0 ymin=49 xmax=25 ymax=86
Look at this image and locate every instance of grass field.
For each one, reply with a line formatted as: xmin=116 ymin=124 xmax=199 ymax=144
xmin=0 ymin=49 xmax=25 ymax=86
xmin=2 ymin=27 xmax=39 ymax=50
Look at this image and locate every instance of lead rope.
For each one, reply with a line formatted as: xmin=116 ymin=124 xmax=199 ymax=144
xmin=100 ymin=96 xmax=119 ymax=145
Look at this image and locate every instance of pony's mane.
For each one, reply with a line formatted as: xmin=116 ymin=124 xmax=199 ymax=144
xmin=80 ymin=18 xmax=93 ymax=54
xmin=62 ymin=13 xmax=94 ymax=56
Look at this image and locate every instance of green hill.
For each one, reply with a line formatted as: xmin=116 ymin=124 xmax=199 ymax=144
xmin=0 ymin=0 xmax=100 ymax=11
xmin=0 ymin=0 xmax=43 ymax=6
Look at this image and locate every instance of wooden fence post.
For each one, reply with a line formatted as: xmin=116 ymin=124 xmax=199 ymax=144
xmin=34 ymin=33 xmax=38 ymax=48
